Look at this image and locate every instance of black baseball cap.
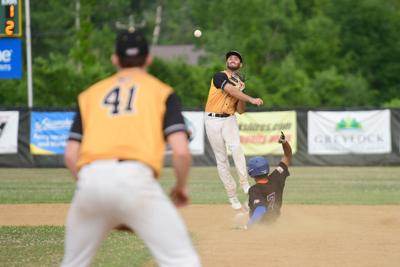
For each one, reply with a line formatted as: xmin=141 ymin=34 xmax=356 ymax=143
xmin=225 ymin=50 xmax=243 ymax=62
xmin=115 ymin=29 xmax=149 ymax=58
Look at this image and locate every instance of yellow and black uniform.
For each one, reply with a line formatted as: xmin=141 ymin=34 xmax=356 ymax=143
xmin=68 ymin=69 xmax=187 ymax=177
xmin=205 ymin=71 xmax=239 ymax=115
xmin=62 ymin=29 xmax=200 ymax=267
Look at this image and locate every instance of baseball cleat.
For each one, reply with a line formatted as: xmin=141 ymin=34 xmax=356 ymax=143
xmin=229 ymin=197 xmax=242 ymax=210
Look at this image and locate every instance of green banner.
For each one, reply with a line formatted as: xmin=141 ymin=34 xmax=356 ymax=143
xmin=236 ymin=111 xmax=297 ymax=155
xmin=0 ymin=0 xmax=22 ymax=37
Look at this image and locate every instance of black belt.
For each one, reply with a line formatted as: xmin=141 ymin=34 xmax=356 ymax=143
xmin=208 ymin=113 xmax=231 ymax=118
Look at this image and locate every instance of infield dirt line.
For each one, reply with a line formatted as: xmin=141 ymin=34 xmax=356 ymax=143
xmin=1 ymin=204 xmax=400 ymax=267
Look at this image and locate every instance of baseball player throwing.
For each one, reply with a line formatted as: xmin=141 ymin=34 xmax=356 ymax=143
xmin=246 ymin=131 xmax=292 ymax=227
xmin=62 ymin=29 xmax=200 ymax=267
xmin=205 ymin=50 xmax=264 ymax=209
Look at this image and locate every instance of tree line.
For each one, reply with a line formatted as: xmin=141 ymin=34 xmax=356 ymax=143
xmin=1 ymin=0 xmax=399 ymax=108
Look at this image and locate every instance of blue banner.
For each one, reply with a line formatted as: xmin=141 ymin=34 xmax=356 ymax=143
xmin=0 ymin=38 xmax=22 ymax=79
xmin=30 ymin=112 xmax=75 ymax=155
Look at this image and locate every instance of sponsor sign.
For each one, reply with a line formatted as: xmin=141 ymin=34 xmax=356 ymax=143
xmin=0 ymin=38 xmax=22 ymax=79
xmin=166 ymin=111 xmax=205 ymax=155
xmin=236 ymin=111 xmax=297 ymax=155
xmin=183 ymin=111 xmax=205 ymax=155
xmin=30 ymin=112 xmax=75 ymax=155
xmin=0 ymin=111 xmax=18 ymax=153
xmin=308 ymin=110 xmax=391 ymax=154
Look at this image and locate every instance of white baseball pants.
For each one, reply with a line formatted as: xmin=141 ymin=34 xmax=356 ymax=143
xmin=61 ymin=160 xmax=201 ymax=267
xmin=204 ymin=114 xmax=250 ymax=198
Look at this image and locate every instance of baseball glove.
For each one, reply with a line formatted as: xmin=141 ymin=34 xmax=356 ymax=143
xmin=228 ymin=72 xmax=246 ymax=91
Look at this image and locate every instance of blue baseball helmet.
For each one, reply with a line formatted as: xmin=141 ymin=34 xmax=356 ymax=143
xmin=247 ymin=156 xmax=270 ymax=178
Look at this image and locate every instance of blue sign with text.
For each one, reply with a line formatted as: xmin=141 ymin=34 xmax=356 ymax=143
xmin=0 ymin=38 xmax=22 ymax=79
xmin=30 ymin=112 xmax=75 ymax=155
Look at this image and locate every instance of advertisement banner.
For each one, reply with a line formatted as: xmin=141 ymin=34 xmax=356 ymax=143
xmin=308 ymin=110 xmax=391 ymax=154
xmin=0 ymin=111 xmax=18 ymax=153
xmin=183 ymin=111 xmax=205 ymax=155
xmin=0 ymin=38 xmax=22 ymax=79
xmin=236 ymin=111 xmax=297 ymax=155
xmin=165 ymin=111 xmax=205 ymax=155
xmin=30 ymin=112 xmax=75 ymax=155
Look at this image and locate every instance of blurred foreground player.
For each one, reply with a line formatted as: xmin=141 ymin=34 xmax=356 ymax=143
xmin=61 ymin=29 xmax=201 ymax=267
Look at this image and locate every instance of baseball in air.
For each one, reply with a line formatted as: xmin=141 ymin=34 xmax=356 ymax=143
xmin=194 ymin=29 xmax=202 ymax=38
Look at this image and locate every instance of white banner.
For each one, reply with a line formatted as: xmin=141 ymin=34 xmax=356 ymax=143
xmin=182 ymin=111 xmax=204 ymax=155
xmin=308 ymin=110 xmax=391 ymax=154
xmin=0 ymin=111 xmax=19 ymax=154
xmin=165 ymin=111 xmax=204 ymax=155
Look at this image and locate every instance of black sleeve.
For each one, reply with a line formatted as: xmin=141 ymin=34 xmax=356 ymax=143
xmin=212 ymin=72 xmax=230 ymax=90
xmin=269 ymin=161 xmax=290 ymax=184
xmin=278 ymin=161 xmax=290 ymax=177
xmin=163 ymin=93 xmax=188 ymax=138
xmin=68 ymin=103 xmax=83 ymax=142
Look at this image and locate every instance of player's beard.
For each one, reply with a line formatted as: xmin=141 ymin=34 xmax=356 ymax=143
xmin=227 ymin=62 xmax=240 ymax=71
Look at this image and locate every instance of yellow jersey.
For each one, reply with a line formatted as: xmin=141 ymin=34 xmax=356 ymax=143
xmin=68 ymin=68 xmax=187 ymax=177
xmin=205 ymin=70 xmax=238 ymax=115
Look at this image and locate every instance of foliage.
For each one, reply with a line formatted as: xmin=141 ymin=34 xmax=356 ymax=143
xmin=1 ymin=0 xmax=399 ymax=108
xmin=263 ymin=56 xmax=318 ymax=107
xmin=32 ymin=54 xmax=112 ymax=107
xmin=383 ymin=98 xmax=400 ymax=108
xmin=149 ymin=58 xmax=220 ymax=108
xmin=310 ymin=67 xmax=375 ymax=107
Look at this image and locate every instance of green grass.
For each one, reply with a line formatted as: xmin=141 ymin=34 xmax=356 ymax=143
xmin=0 ymin=226 xmax=153 ymax=267
xmin=0 ymin=169 xmax=74 ymax=203
xmin=0 ymin=166 xmax=399 ymax=205
xmin=284 ymin=166 xmax=400 ymax=204
xmin=0 ymin=166 xmax=399 ymax=266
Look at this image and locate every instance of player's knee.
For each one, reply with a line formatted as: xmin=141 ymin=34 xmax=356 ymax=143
xmin=228 ymin=144 xmax=242 ymax=154
xmin=225 ymin=181 xmax=237 ymax=191
xmin=215 ymin=158 xmax=230 ymax=170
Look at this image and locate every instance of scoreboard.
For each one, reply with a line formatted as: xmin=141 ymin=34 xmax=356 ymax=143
xmin=0 ymin=0 xmax=22 ymax=37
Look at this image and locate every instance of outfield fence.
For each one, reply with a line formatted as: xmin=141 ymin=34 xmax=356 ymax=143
xmin=0 ymin=107 xmax=399 ymax=167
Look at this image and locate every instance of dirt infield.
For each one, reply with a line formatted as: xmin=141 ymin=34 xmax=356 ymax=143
xmin=1 ymin=204 xmax=400 ymax=267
